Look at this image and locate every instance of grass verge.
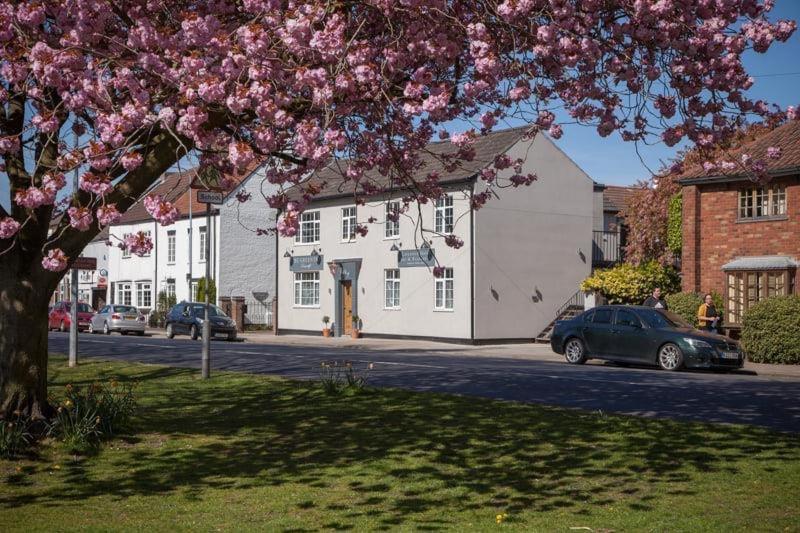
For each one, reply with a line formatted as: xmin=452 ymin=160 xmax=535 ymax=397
xmin=1 ymin=355 xmax=799 ymax=531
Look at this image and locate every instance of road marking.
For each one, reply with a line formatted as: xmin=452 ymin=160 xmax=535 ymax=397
xmin=80 ymin=339 xmax=115 ymax=344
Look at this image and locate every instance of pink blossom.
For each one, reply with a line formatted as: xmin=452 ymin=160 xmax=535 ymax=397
xmin=787 ymin=106 xmax=799 ymax=121
xmin=0 ymin=136 xmax=20 ymax=154
xmin=143 ymin=195 xmax=180 ymax=226
xmin=228 ymin=141 xmax=255 ymax=169
xmin=480 ymin=112 xmax=496 ymax=129
xmin=15 ymin=187 xmax=51 ymax=209
xmin=277 ymin=211 xmax=299 ymax=237
xmin=121 ymin=152 xmax=144 ymax=171
xmin=121 ymin=232 xmax=153 ymax=256
xmin=68 ymin=207 xmax=93 ymax=231
xmin=0 ymin=217 xmax=20 ymax=239
xmin=96 ymin=204 xmax=122 ymax=226
xmin=236 ymin=190 xmax=252 ymax=203
xmin=548 ymin=124 xmax=563 ymax=139
xmin=79 ymin=172 xmax=113 ymax=196
xmin=766 ymin=146 xmax=782 ymax=160
xmin=444 ymin=234 xmax=464 ymax=249
xmin=433 ymin=266 xmax=446 ymax=278
xmin=42 ymin=249 xmax=68 ymax=272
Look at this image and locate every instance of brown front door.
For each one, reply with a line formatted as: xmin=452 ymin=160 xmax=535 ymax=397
xmin=342 ymin=281 xmax=352 ymax=335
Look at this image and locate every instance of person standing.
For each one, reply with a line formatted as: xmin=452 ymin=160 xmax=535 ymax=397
xmin=643 ymin=287 xmax=669 ymax=310
xmin=697 ymin=293 xmax=721 ymax=333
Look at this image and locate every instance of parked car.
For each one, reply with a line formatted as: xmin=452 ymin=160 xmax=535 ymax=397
xmin=550 ymin=305 xmax=744 ymax=371
xmin=48 ymin=301 xmax=94 ymax=332
xmin=89 ymin=304 xmax=147 ymax=335
xmin=165 ymin=302 xmax=237 ymax=341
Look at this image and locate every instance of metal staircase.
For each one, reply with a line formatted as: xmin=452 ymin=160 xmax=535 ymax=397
xmin=535 ymin=290 xmax=585 ymax=343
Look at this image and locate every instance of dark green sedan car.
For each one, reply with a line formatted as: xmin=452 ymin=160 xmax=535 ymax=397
xmin=550 ymin=305 xmax=744 ymax=371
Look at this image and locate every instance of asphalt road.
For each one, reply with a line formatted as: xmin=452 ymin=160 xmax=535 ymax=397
xmin=48 ymin=332 xmax=800 ymax=433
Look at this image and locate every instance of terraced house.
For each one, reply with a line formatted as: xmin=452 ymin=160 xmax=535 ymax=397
xmin=276 ymin=127 xmax=596 ymax=343
xmin=680 ymin=120 xmax=800 ymax=334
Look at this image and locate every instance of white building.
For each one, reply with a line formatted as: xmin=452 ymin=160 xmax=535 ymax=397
xmin=276 ymin=127 xmax=595 ymax=342
xmin=106 ymin=170 xmax=221 ymax=312
xmin=53 ymin=227 xmax=110 ymax=310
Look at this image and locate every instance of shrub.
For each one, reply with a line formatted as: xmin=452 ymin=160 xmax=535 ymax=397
xmin=47 ymin=380 xmax=138 ymax=454
xmin=667 ymin=193 xmax=682 ymax=255
xmin=319 ymin=361 xmax=373 ymax=395
xmin=741 ymin=296 xmax=800 ymax=364
xmin=149 ymin=291 xmax=177 ymax=328
xmin=666 ymin=292 xmax=724 ymax=326
xmin=196 ymin=277 xmax=216 ymax=303
xmin=0 ymin=413 xmax=32 ymax=459
xmin=580 ymin=261 xmax=681 ymax=305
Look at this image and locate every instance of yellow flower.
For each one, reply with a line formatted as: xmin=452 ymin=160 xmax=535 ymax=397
xmin=53 ymin=465 xmax=61 ymax=470
xmin=63 ymin=399 xmax=73 ymax=408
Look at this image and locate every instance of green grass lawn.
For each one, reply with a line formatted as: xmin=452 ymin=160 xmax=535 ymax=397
xmin=2 ymin=355 xmax=799 ymax=532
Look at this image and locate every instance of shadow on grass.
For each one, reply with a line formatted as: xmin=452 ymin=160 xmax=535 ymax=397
xmin=3 ymin=357 xmax=799 ymax=530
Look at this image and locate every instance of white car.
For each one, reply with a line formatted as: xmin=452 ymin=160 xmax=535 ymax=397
xmin=89 ymin=305 xmax=147 ymax=335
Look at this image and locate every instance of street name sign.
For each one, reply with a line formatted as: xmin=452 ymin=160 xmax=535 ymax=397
xmin=197 ymin=190 xmax=224 ymax=204
xmin=72 ymin=256 xmax=97 ymax=270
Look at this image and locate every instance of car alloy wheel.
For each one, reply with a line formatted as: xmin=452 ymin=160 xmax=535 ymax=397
xmin=658 ymin=343 xmax=683 ymax=371
xmin=103 ymin=322 xmax=110 ymax=335
xmin=564 ymin=338 xmax=587 ymax=364
xmin=166 ymin=324 xmax=175 ymax=339
xmin=88 ymin=322 xmax=94 ymax=334
xmin=190 ymin=325 xmax=199 ymax=340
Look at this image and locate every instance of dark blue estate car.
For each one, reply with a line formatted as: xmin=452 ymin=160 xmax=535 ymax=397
xmin=550 ymin=305 xmax=744 ymax=371
xmin=165 ymin=301 xmax=237 ymax=341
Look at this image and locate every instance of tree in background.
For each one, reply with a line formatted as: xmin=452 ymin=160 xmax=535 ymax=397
xmin=0 ymin=0 xmax=796 ymax=418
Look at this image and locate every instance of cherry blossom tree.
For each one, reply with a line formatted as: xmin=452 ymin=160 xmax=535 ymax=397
xmin=0 ymin=0 xmax=796 ymax=418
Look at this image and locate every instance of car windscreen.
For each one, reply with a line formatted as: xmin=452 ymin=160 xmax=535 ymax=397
xmin=77 ymin=303 xmax=93 ymax=313
xmin=190 ymin=304 xmax=227 ymax=318
xmin=638 ymin=309 xmax=694 ymax=329
xmin=114 ymin=306 xmax=137 ymax=314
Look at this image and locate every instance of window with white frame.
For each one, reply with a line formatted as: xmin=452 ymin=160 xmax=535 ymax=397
xmin=167 ymin=230 xmax=176 ymax=264
xmin=117 ymin=282 xmax=132 ymax=306
xmin=191 ymin=281 xmax=199 ymax=302
xmin=341 ymin=207 xmax=357 ymax=241
xmin=739 ymin=186 xmax=787 ymax=220
xmin=435 ymin=195 xmax=454 ymax=234
xmin=199 ymin=226 xmax=207 ymax=262
xmin=296 ymin=211 xmax=320 ymax=244
xmin=384 ymin=269 xmax=400 ymax=309
xmin=136 ymin=281 xmax=152 ymax=308
xmin=142 ymin=230 xmax=152 ymax=256
xmin=434 ymin=268 xmax=454 ymax=310
xmin=385 ymin=201 xmax=400 ymax=238
xmin=294 ymin=272 xmax=320 ymax=307
xmin=166 ymin=279 xmax=176 ymax=299
xmin=122 ymin=233 xmax=131 ymax=258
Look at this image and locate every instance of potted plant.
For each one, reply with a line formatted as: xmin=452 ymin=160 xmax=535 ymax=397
xmin=350 ymin=314 xmax=361 ymax=339
xmin=322 ymin=315 xmax=331 ymax=337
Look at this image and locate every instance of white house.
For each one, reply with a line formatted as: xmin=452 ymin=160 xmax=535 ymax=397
xmin=276 ymin=127 xmax=595 ymax=342
xmin=53 ymin=227 xmax=109 ymax=310
xmin=106 ymin=170 xmax=221 ymax=312
xmin=217 ymin=165 xmax=279 ymax=325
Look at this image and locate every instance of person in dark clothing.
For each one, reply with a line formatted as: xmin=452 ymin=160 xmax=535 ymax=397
xmin=697 ymin=293 xmax=721 ymax=333
xmin=643 ymin=287 xmax=669 ymax=310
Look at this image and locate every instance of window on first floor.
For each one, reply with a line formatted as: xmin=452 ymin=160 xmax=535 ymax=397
xmin=434 ymin=268 xmax=454 ymax=310
xmin=434 ymin=194 xmax=454 ymax=234
xmin=167 ymin=230 xmax=176 ymax=264
xmin=199 ymin=226 xmax=207 ymax=262
xmin=296 ymin=211 xmax=320 ymax=244
xmin=341 ymin=207 xmax=357 ymax=241
xmin=385 ymin=201 xmax=400 ymax=238
xmin=122 ymin=234 xmax=131 ymax=258
xmin=294 ymin=272 xmax=320 ymax=307
xmin=117 ymin=282 xmax=132 ymax=306
xmin=726 ymin=270 xmax=792 ymax=324
xmin=384 ymin=269 xmax=400 ymax=309
xmin=136 ymin=281 xmax=152 ymax=308
xmin=738 ymin=186 xmax=787 ymax=220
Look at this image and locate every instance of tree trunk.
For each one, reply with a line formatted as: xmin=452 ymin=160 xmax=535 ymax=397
xmin=0 ymin=249 xmax=57 ymax=420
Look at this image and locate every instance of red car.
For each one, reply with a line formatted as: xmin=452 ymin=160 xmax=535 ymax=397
xmin=48 ymin=301 xmax=95 ymax=332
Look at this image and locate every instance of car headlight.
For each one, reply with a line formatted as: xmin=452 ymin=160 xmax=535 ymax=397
xmin=230 ymin=319 xmax=236 ymax=327
xmin=196 ymin=318 xmax=204 ymax=324
xmin=686 ymin=338 xmax=712 ymax=349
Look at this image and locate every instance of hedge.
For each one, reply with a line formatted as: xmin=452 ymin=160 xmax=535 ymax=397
xmin=741 ymin=296 xmax=800 ymax=364
xmin=580 ymin=261 xmax=681 ymax=305
xmin=666 ymin=292 xmax=724 ymax=327
xmin=667 ymin=193 xmax=682 ymax=255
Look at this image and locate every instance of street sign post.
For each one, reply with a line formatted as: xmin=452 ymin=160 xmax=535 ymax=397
xmin=195 ymin=189 xmax=221 ymax=379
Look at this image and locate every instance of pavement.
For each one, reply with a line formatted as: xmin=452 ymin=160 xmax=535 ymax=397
xmin=49 ymin=330 xmax=800 ymax=433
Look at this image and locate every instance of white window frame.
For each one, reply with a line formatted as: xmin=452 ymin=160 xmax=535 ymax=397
xmin=122 ymin=233 xmax=131 ymax=258
xmin=738 ymin=186 xmax=787 ymax=220
xmin=198 ymin=226 xmax=207 ymax=263
xmin=384 ymin=269 xmax=401 ymax=309
xmin=191 ymin=281 xmax=199 ymax=302
xmin=117 ymin=282 xmax=133 ymax=306
xmin=166 ymin=280 xmax=176 ymax=299
xmin=136 ymin=281 xmax=152 ymax=308
xmin=434 ymin=268 xmax=454 ymax=311
xmin=435 ymin=195 xmax=454 ymax=234
xmin=167 ymin=230 xmax=176 ymax=264
xmin=295 ymin=211 xmax=321 ymax=245
xmin=293 ymin=272 xmax=320 ymax=307
xmin=142 ymin=230 xmax=152 ymax=257
xmin=385 ymin=201 xmax=400 ymax=239
xmin=341 ymin=207 xmax=357 ymax=242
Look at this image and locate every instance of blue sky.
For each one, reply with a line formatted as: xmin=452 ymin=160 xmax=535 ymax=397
xmin=2 ymin=2 xmax=799 ymax=210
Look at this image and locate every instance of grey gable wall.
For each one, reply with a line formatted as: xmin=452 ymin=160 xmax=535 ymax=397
xmin=472 ymin=133 xmax=594 ymax=340
xmin=218 ymin=165 xmax=278 ymax=303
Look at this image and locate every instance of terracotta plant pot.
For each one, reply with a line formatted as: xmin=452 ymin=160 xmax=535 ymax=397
xmin=351 ymin=329 xmax=361 ymax=339
xmin=322 ymin=328 xmax=331 ymax=337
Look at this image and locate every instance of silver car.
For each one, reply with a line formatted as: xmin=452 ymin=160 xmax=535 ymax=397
xmin=89 ymin=304 xmax=147 ymax=335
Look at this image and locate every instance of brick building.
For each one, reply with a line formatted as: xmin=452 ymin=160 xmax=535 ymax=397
xmin=680 ymin=120 xmax=800 ymax=329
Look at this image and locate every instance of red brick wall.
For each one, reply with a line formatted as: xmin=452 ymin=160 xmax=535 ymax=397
xmin=681 ymin=175 xmax=800 ymax=297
